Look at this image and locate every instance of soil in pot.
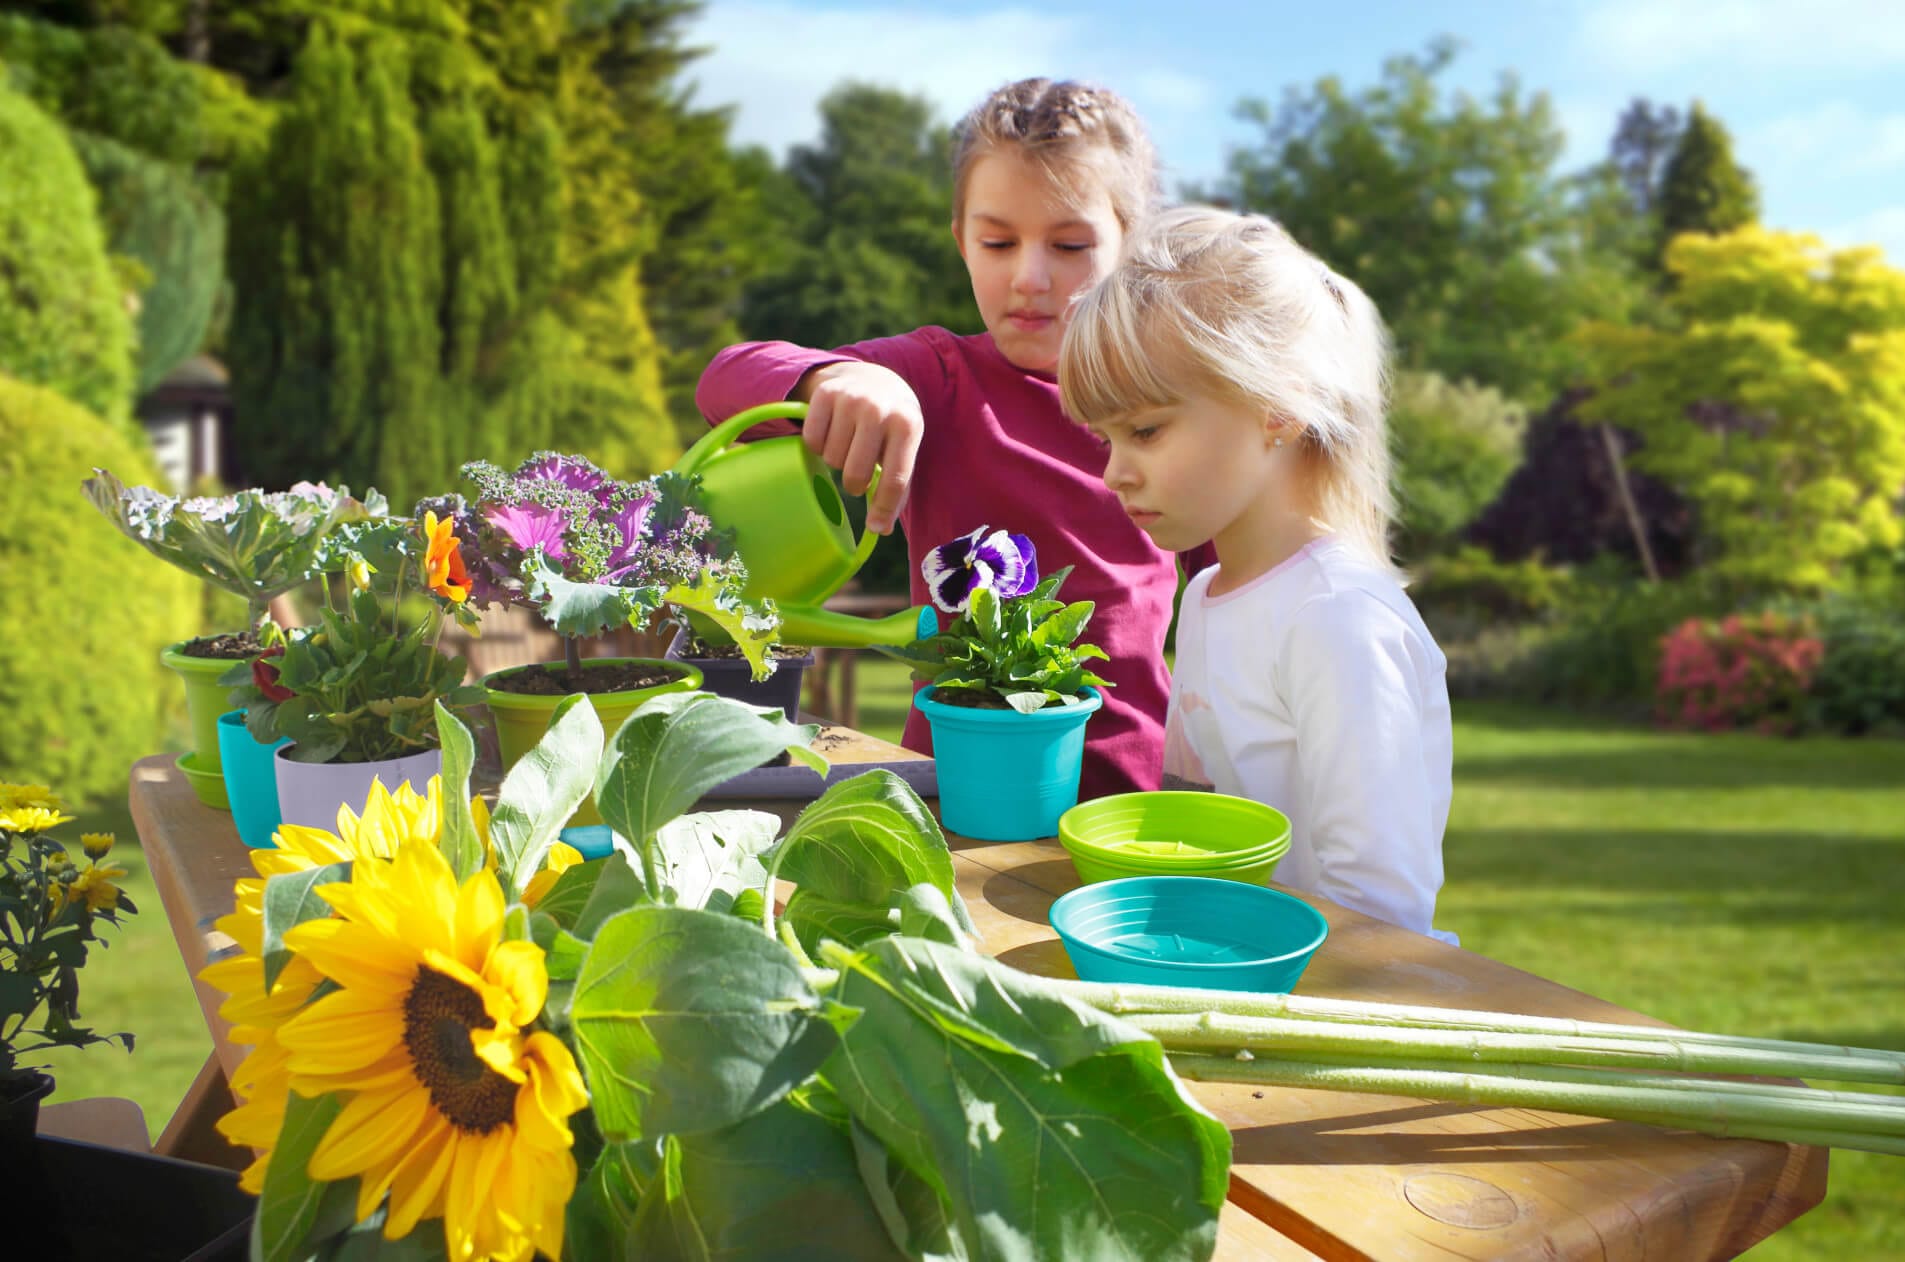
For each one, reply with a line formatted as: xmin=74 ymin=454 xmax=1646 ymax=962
xmin=175 ymin=629 xmax=270 ymax=660
xmin=487 ymin=660 xmax=691 ymax=696
xmin=679 ymin=639 xmax=815 ymax=664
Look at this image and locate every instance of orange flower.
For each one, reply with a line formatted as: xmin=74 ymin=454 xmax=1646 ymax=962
xmin=422 ymin=511 xmax=471 ymax=604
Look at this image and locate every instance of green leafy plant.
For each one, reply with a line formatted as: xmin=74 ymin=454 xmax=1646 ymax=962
xmin=83 ymin=466 xmax=383 ymax=633
xmin=207 ymin=688 xmax=1905 ymax=1260
xmin=225 ymin=512 xmax=483 ymax=763
xmin=1 ymin=781 xmax=136 ymax=1085
xmin=880 ymin=526 xmax=1111 ymax=713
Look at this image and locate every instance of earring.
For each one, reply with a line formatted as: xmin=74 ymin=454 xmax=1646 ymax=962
xmin=1273 ymin=435 xmax=1284 ymax=448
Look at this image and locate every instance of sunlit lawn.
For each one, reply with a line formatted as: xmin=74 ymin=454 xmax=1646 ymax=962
xmin=49 ymin=659 xmax=1903 ymax=1256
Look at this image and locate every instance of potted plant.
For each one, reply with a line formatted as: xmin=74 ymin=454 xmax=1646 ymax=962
xmin=445 ymin=452 xmax=779 ymax=844
xmin=663 ymin=623 xmax=815 ymax=721
xmin=82 ymin=470 xmax=380 ymax=807
xmin=880 ymin=526 xmax=1110 ymax=841
xmin=1 ymin=781 xmax=135 ymax=1142
xmin=225 ymin=511 xmax=485 ymax=831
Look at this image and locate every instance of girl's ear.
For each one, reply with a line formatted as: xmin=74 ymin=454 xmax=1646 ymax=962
xmin=950 ymin=217 xmax=968 ymax=262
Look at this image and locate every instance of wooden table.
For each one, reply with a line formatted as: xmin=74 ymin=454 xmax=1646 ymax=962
xmin=129 ymin=726 xmax=1826 ymax=1261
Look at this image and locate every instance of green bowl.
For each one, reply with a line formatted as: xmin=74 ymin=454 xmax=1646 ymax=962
xmin=1059 ymin=791 xmax=1290 ymax=886
xmin=175 ymin=750 xmax=230 ymax=810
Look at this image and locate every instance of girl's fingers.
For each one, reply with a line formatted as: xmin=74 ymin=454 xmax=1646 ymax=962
xmin=822 ymin=398 xmax=861 ymax=469
xmin=867 ymin=425 xmax=916 ymax=535
xmin=803 ymin=391 xmax=835 ymax=456
xmin=840 ymin=414 xmax=885 ymax=498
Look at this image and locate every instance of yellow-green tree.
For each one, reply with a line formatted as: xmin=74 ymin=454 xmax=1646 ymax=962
xmin=1577 ymin=228 xmax=1905 ymax=590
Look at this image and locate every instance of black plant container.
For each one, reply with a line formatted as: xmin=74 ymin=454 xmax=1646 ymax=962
xmin=666 ymin=630 xmax=814 ymax=721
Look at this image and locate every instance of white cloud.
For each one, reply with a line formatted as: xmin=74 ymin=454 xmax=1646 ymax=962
xmin=1580 ymin=0 xmax=1905 ymax=73
xmin=682 ymin=3 xmax=1079 ymax=157
xmin=1752 ymin=101 xmax=1905 ymax=174
xmin=1817 ymin=204 xmax=1905 ymax=264
xmin=681 ymin=2 xmax=1225 ymax=183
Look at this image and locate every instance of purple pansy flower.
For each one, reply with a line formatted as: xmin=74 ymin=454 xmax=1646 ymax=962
xmin=486 ymin=501 xmax=569 ymax=561
xmin=922 ymin=526 xmax=1039 ymax=614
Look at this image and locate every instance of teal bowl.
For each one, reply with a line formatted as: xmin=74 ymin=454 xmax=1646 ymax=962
xmin=1050 ymin=876 xmax=1329 ymax=993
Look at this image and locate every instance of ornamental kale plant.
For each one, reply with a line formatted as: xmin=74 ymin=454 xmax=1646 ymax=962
xmin=445 ymin=452 xmax=778 ymax=677
xmin=81 ymin=468 xmax=382 ymax=632
xmin=881 ymin=526 xmax=1112 ymax=713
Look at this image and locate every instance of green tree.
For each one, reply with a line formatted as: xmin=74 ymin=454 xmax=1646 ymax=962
xmin=1655 ymin=102 xmax=1760 ymax=271
xmin=1387 ymin=371 xmax=1525 ymax=558
xmin=742 ymin=82 xmax=975 ymax=350
xmin=1577 ymin=228 xmax=1905 ymax=591
xmin=0 ymin=80 xmax=135 ymax=423
xmin=226 ymin=24 xmax=447 ymax=506
xmin=1212 ymin=40 xmax=1645 ymax=403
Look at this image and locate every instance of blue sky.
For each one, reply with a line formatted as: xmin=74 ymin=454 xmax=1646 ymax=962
xmin=683 ymin=0 xmax=1905 ymax=263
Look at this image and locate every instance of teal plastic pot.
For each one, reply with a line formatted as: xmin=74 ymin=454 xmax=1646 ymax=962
xmin=1050 ymin=876 xmax=1329 ymax=993
xmin=915 ymin=685 xmax=1102 ymax=841
xmin=217 ymin=710 xmax=288 ymax=849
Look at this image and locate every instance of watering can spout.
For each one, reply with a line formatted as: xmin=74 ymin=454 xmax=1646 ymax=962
xmin=776 ymin=602 xmax=937 ymax=650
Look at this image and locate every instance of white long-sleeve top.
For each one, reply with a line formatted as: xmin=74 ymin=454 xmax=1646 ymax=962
xmin=1164 ymin=537 xmax=1457 ymax=943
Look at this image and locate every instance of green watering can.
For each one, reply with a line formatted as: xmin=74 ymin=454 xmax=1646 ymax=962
xmin=672 ymin=401 xmax=936 ymax=648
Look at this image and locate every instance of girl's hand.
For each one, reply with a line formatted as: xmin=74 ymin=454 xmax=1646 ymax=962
xmin=796 ymin=362 xmax=921 ymax=534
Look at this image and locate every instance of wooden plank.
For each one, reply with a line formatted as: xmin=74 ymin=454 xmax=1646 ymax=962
xmin=39 ymin=1097 xmax=151 ymax=1154
xmin=947 ymin=836 xmax=1829 ymax=1262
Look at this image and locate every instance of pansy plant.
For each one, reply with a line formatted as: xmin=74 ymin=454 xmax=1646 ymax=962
xmin=882 ymin=525 xmax=1112 ymax=714
xmin=443 ymin=452 xmax=779 ymax=677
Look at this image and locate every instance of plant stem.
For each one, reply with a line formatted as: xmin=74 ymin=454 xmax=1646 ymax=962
xmin=1064 ymin=980 xmax=1905 ymax=1080
xmin=565 ymin=634 xmax=583 ymax=674
xmin=1120 ymin=1011 xmax=1905 ymax=1086
xmin=1167 ymin=1054 xmax=1905 ymax=1157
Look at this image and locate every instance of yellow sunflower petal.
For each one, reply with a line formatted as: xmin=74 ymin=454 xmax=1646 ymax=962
xmin=383 ymin=1114 xmax=457 ymax=1239
xmin=452 ymin=859 xmax=506 ymax=974
xmin=284 ymin=919 xmax=419 ymax=996
xmin=480 ymin=940 xmax=548 ymax=1029
xmin=309 ymin=1082 xmax=433 ymax=1190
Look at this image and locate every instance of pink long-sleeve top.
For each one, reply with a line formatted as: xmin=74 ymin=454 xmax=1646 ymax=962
xmin=696 ymin=327 xmax=1197 ymax=801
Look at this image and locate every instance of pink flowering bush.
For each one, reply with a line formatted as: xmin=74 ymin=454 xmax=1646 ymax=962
xmin=1655 ymin=612 xmax=1824 ymax=734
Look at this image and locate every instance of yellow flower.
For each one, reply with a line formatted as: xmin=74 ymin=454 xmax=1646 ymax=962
xmin=348 ymin=556 xmax=376 ymax=591
xmin=0 ymin=804 xmax=74 ymax=833
xmin=521 ymin=841 xmax=584 ymax=908
xmin=55 ymin=859 xmax=128 ymax=915
xmin=81 ymin=832 xmax=115 ymax=858
xmin=0 ymin=783 xmax=63 ymax=812
xmin=202 ymin=775 xmax=486 ymax=1193
xmin=277 ymin=839 xmax=586 ymax=1261
xmin=423 ymin=511 xmax=472 ymax=604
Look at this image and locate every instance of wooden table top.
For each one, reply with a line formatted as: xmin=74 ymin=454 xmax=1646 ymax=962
xmin=129 ymin=725 xmax=1825 ymax=1262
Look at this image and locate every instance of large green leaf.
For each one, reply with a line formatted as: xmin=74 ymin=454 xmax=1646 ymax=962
xmin=569 ymin=906 xmax=841 ymax=1141
xmin=822 ymin=937 xmax=1230 ymax=1262
xmin=628 ymin=1098 xmax=908 ymax=1261
xmin=433 ymin=701 xmax=482 ymax=882
xmin=487 ymin=693 xmax=603 ymax=897
xmin=649 ymin=808 xmax=781 ymax=912
xmin=251 ymin=1090 xmax=357 ymax=1262
xmin=781 ymin=889 xmax=897 ymax=956
xmin=773 ymin=772 xmax=973 ymax=933
xmin=525 ymin=551 xmax=669 ymax=639
xmin=567 ymin=1139 xmax=658 ymax=1262
xmin=260 ymin=862 xmax=350 ymax=993
xmin=595 ymin=692 xmax=822 ymax=851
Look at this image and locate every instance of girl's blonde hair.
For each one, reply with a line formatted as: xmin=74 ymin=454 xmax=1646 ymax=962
xmin=950 ymin=78 xmax=1159 ymax=232
xmin=1061 ymin=205 xmax=1399 ymax=575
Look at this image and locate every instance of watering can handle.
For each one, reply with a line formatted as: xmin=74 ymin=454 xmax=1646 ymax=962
xmin=678 ymin=400 xmax=888 ymax=582
xmin=674 ymin=401 xmax=809 ymax=476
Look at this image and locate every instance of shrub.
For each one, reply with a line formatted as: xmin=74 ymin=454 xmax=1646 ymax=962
xmin=1510 ymin=576 xmax=1725 ymax=713
xmin=1799 ymin=597 xmax=1905 ymax=735
xmin=1388 ymin=371 xmax=1525 ymax=558
xmin=1412 ymin=546 xmax=1573 ymax=638
xmin=1655 ymin=612 xmax=1823 ymax=734
xmin=0 ymin=375 xmax=197 ymax=802
xmin=0 ymin=82 xmax=135 ymax=423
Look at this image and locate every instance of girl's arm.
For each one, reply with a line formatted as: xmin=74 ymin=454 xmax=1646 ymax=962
xmin=1284 ymin=590 xmax=1455 ymax=942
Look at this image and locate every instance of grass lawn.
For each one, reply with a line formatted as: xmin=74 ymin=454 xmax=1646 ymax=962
xmin=42 ymin=659 xmax=1902 ymax=1257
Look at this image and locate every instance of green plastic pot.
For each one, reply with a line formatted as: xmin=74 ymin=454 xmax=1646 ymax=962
xmin=482 ymin=659 xmax=702 ymax=828
xmin=160 ymin=639 xmax=245 ymax=809
xmin=1058 ymin=791 xmax=1291 ymax=886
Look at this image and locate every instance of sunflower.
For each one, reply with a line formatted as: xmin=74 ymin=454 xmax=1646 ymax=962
xmin=276 ymin=837 xmax=587 ymax=1261
xmin=200 ymin=776 xmax=490 ymax=1192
